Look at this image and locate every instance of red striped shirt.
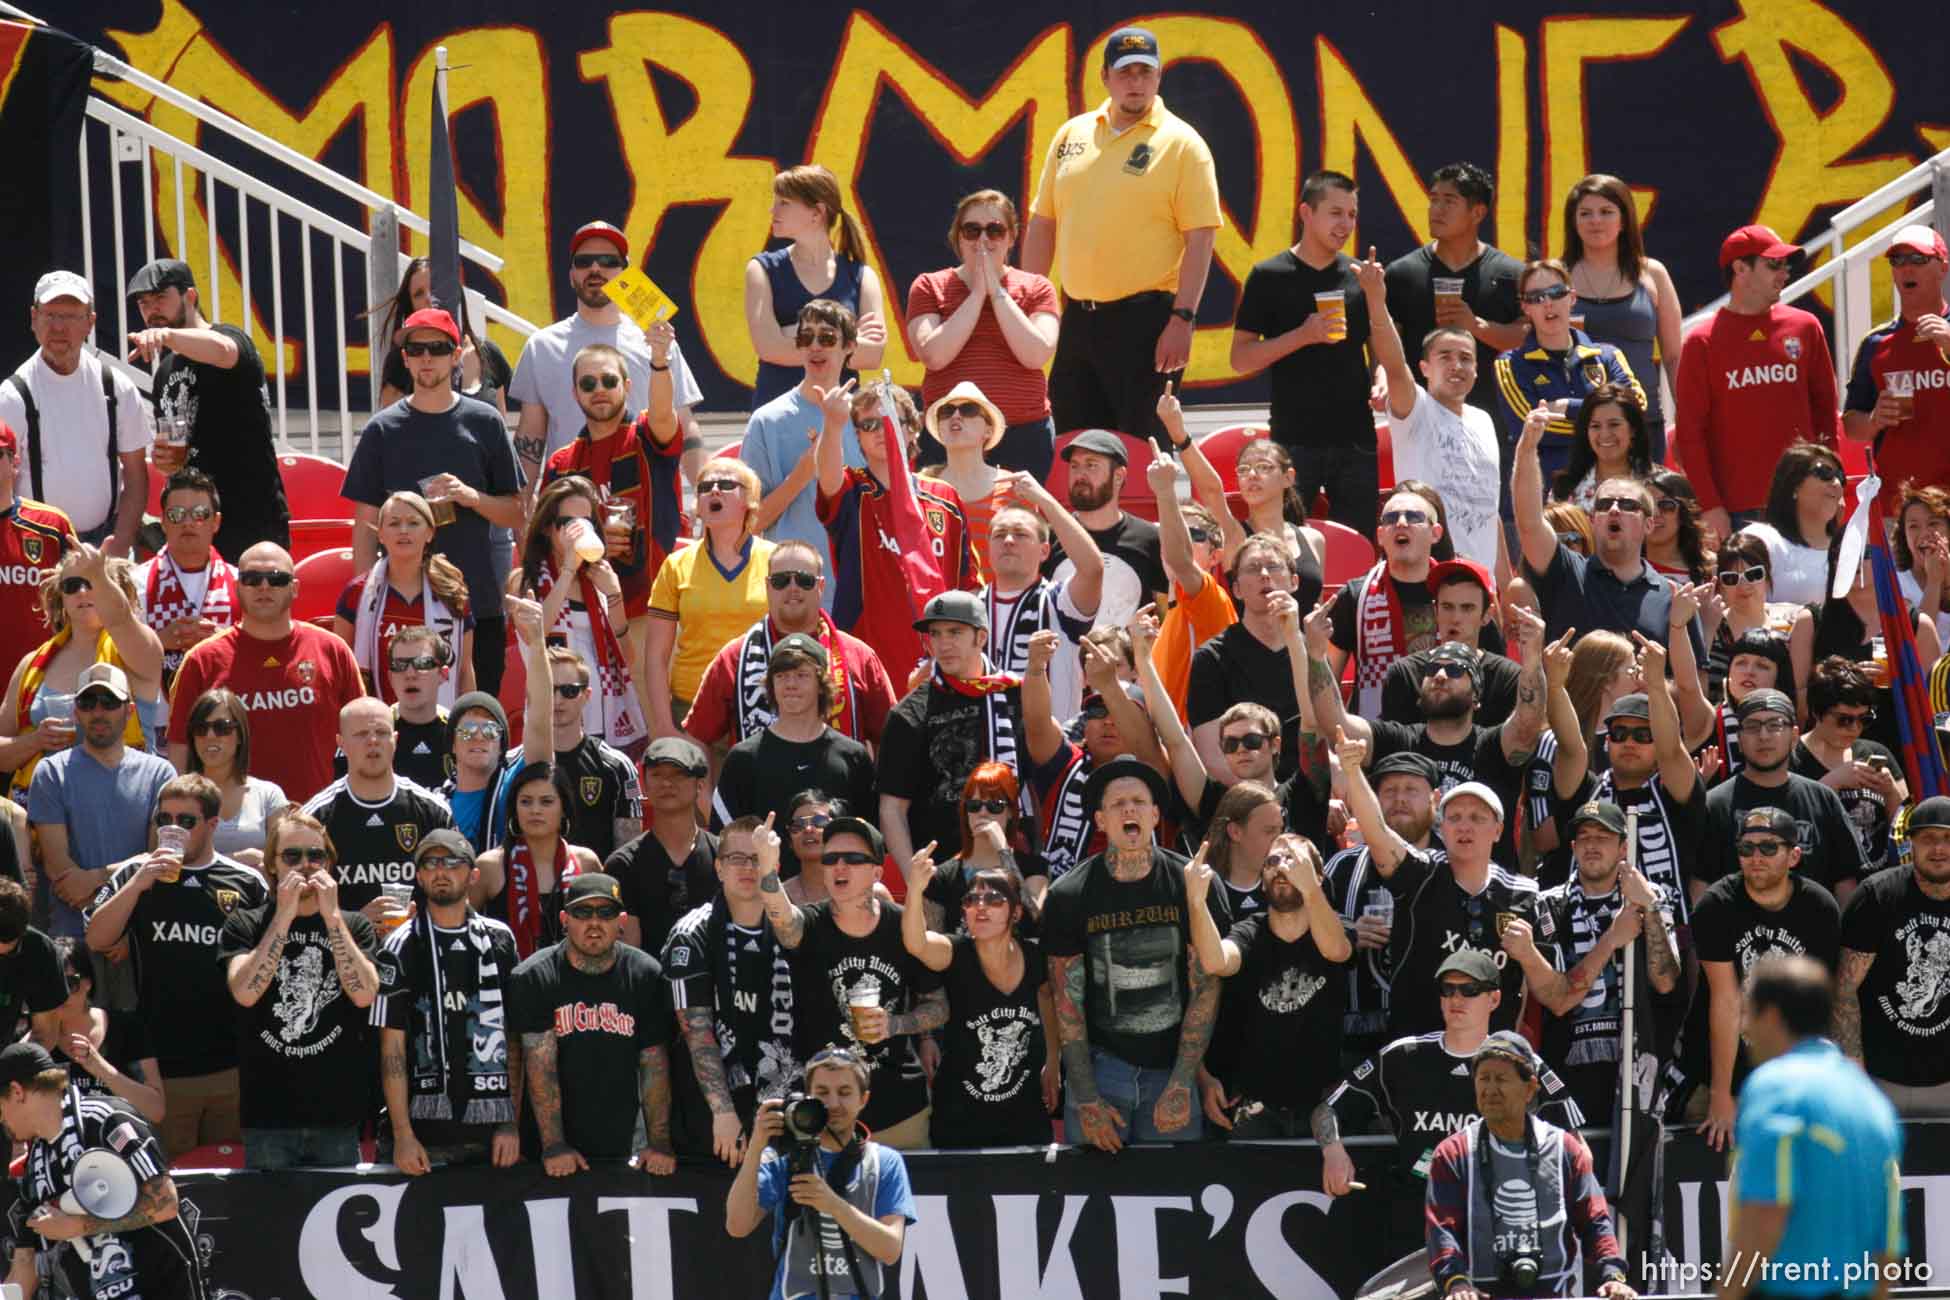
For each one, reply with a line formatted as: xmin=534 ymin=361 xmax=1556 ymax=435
xmin=907 ymin=267 xmax=1058 ymax=425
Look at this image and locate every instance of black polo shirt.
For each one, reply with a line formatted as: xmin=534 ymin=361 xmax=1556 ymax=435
xmin=1526 ymin=542 xmax=1705 ymax=662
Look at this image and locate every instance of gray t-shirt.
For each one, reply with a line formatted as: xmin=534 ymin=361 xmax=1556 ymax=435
xmin=26 ymin=746 xmax=177 ymax=937
xmin=506 ymin=314 xmax=704 ymax=461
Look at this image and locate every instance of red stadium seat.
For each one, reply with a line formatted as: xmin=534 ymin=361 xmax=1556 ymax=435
xmin=1046 ymin=429 xmax=1159 ymax=520
xmin=289 ymin=518 xmax=354 ymax=563
xmin=278 ymin=454 xmax=352 ymax=519
xmin=1195 ymin=423 xmax=1269 ymax=520
xmin=291 ymin=547 xmax=354 ymax=625
xmin=720 ymin=439 xmax=743 ymax=463
xmin=1317 ymin=519 xmax=1378 ymax=590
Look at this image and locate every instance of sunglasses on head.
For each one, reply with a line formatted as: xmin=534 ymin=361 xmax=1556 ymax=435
xmin=1379 ymin=508 xmax=1429 ymax=526
xmin=1219 ymin=732 xmax=1271 ymax=753
xmin=454 ymin=720 xmax=503 ymax=742
xmin=389 ymin=655 xmax=441 ymax=673
xmin=1607 ymin=723 xmax=1654 ymax=745
xmin=74 ymin=691 xmax=121 ymax=712
xmin=1718 ymin=565 xmax=1768 ymax=586
xmin=768 ymin=571 xmax=818 ymax=591
xmin=697 ymin=478 xmax=743 ymax=496
xmin=239 ymin=569 xmax=294 ymax=587
xmin=958 ymin=221 xmax=1009 ymax=242
xmin=1735 ymin=838 xmax=1790 ymax=858
xmin=577 ymin=373 xmax=623 ymax=393
xmin=1593 ymin=495 xmax=1648 ymax=515
xmin=59 ymin=576 xmax=91 ymax=595
xmin=822 ymin=850 xmax=877 ymax=866
xmin=789 ymin=813 xmax=831 ymax=832
xmin=1439 ymin=979 xmax=1496 ymax=999
xmin=572 ymin=253 xmax=626 ymax=270
xmin=795 ymin=328 xmax=843 ymax=348
xmin=164 ymin=504 xmax=215 ymax=524
xmin=1520 ymin=283 xmax=1572 ymax=304
xmin=964 ymin=797 xmax=1010 ymax=815
xmin=190 ymin=718 xmax=239 ymax=738
xmin=962 ymin=888 xmax=1009 ymax=909
xmin=808 ymin=1044 xmax=865 ymax=1069
xmin=401 ymin=340 xmax=455 ymax=358
xmin=153 ymin=812 xmax=202 ymax=829
xmin=553 ymin=683 xmax=586 ymax=700
xmin=278 ymin=847 xmax=330 ymax=866
xmin=1805 ymin=461 xmax=1842 ymax=483
xmin=937 ymin=401 xmax=987 ymax=422
xmin=567 ymin=904 xmax=622 ymax=921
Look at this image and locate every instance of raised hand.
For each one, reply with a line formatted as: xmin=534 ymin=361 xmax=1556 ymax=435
xmin=810 ymin=377 xmax=858 ymax=429
xmin=1155 ymin=381 xmax=1186 ymax=444
xmin=1631 ymin=630 xmax=1668 ymax=683
xmin=905 ymin=840 xmax=939 ymax=893
xmin=754 ymin=811 xmax=782 ymax=874
xmin=1025 ymin=628 xmax=1060 ymax=675
xmin=1543 ymin=627 xmax=1577 ymax=691
xmin=1508 ymin=602 xmax=1546 ymax=665
xmin=1145 ymin=437 xmax=1181 ymax=498
xmin=1352 ymin=245 xmax=1386 ymax=297
xmin=1519 ymin=404 xmax=1552 ymax=449
xmin=1126 ymin=604 xmax=1160 ymax=660
xmin=1303 ymin=594 xmax=1335 ymax=657
xmin=1182 ymin=842 xmax=1214 ymax=909
xmin=1327 ymin=725 xmax=1367 ymax=775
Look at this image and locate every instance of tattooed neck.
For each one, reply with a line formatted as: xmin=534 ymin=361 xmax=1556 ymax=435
xmin=1109 ymin=848 xmax=1154 ymax=881
xmin=566 ymin=945 xmax=618 ymax=975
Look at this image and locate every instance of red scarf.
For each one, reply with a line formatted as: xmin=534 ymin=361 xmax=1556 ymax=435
xmin=535 ymin=558 xmax=645 ymax=748
xmin=143 ymin=552 xmax=238 ymax=671
xmin=930 ymin=656 xmax=1020 ymax=778
xmin=1354 ymin=561 xmax=1409 ymax=717
xmin=507 ymin=836 xmax=579 ymax=959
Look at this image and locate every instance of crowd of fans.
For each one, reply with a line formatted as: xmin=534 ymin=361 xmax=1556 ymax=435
xmin=0 ymin=18 xmax=1947 ymax=1294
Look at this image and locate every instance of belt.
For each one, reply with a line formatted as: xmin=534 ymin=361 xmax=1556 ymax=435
xmin=1067 ymin=290 xmax=1172 ymax=312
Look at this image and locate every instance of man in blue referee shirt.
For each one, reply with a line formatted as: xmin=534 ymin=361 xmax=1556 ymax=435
xmin=1720 ymin=954 xmax=1903 ymax=1300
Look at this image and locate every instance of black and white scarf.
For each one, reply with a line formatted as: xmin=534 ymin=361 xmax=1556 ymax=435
xmin=400 ymin=908 xmax=514 ymax=1125
xmin=1038 ymin=746 xmax=1095 ymax=880
xmin=985 ymin=577 xmax=1060 ymax=676
xmin=931 ymin=654 xmax=1020 ymax=788
xmin=1592 ymin=772 xmax=1691 ymax=927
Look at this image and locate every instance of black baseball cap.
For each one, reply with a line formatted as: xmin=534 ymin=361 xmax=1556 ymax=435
xmin=770 ymin=632 xmax=829 ymax=671
xmin=912 ymin=590 xmax=989 ymax=634
xmin=1909 ymin=796 xmax=1950 ymax=832
xmin=1569 ymin=800 xmax=1627 ymax=836
xmin=1738 ymin=807 xmax=1798 ymax=841
xmin=1060 ymin=428 xmax=1128 ymax=467
xmin=1103 ymin=26 xmax=1161 ymax=70
xmin=1083 ymin=754 xmax=1170 ymax=818
xmin=126 ymin=258 xmax=195 ymax=298
xmin=414 ymin=828 xmax=476 ymax=867
xmin=0 ymin=1041 xmax=57 ymax=1089
xmin=562 ymin=873 xmax=625 ymax=908
xmin=822 ymin=815 xmax=886 ymax=860
xmin=1370 ymin=751 xmax=1441 ymax=787
xmin=1604 ymin=693 xmax=1650 ymax=722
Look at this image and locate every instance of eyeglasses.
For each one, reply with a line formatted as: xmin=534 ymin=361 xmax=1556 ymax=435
xmin=1079 ymin=702 xmax=1110 ymax=722
xmin=1438 ymin=980 xmax=1496 ymax=999
xmin=60 ymin=576 xmax=91 ymax=595
xmin=566 ymin=904 xmax=622 ymax=921
xmin=454 ymin=720 xmax=503 ymax=742
xmin=577 ymin=374 xmax=623 ymax=393
xmin=795 ymin=328 xmax=843 ymax=348
xmin=278 ymin=847 xmax=330 ymax=866
xmin=190 ymin=718 xmax=239 ymax=738
xmin=572 ymin=253 xmax=626 ymax=270
xmin=1379 ymin=509 xmax=1429 ymax=526
xmin=1186 ymin=525 xmax=1217 ymax=545
xmin=1592 ymin=495 xmax=1648 ymax=515
xmin=1718 ymin=565 xmax=1768 ymax=587
xmin=1826 ymin=708 xmax=1876 ymax=729
xmin=697 ymin=478 xmax=743 ymax=496
xmin=1607 ymin=723 xmax=1654 ymax=745
xmin=239 ymin=569 xmax=294 ymax=587
xmin=963 ymin=888 xmax=1008 ymax=909
xmin=1520 ymin=283 xmax=1572 ymax=305
xmin=718 ymin=852 xmax=759 ymax=867
xmin=418 ymin=854 xmax=467 ymax=871
xmin=1745 ymin=718 xmax=1794 ymax=737
xmin=822 ymin=851 xmax=877 ymax=866
xmin=1805 ymin=462 xmax=1842 ymax=484
xmin=936 ymin=401 xmax=987 ymax=422
xmin=789 ymin=813 xmax=832 ymax=832
xmin=1220 ymin=733 xmax=1271 ymax=753
xmin=1889 ymin=252 xmax=1939 ymax=268
xmin=1655 ymin=496 xmax=1681 ymax=513
xmin=553 ymin=683 xmax=586 ymax=700
xmin=958 ymin=221 xmax=1010 ymax=242
xmin=1735 ymin=839 xmax=1790 ymax=858
xmin=74 ymin=692 xmax=122 ymax=712
xmin=768 ymin=571 xmax=818 ymax=591
xmin=153 ymin=812 xmax=203 ymax=829
xmin=1426 ymin=661 xmax=1471 ymax=681
xmin=163 ymin=504 xmax=215 ymax=524
xmin=1236 ymin=561 xmax=1292 ymax=579
xmin=964 ymin=797 xmax=1011 ymax=814
xmin=1556 ymin=531 xmax=1588 ymax=550
xmin=400 ymin=341 xmax=456 ymax=358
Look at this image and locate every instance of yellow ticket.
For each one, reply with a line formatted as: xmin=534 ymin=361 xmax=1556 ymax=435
xmin=601 ymin=267 xmax=680 ymax=328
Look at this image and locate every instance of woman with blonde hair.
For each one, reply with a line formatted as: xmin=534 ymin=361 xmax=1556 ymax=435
xmin=0 ymin=546 xmax=162 ymax=791
xmin=745 ymin=164 xmax=886 ymax=409
xmin=333 ymin=489 xmax=474 ymax=705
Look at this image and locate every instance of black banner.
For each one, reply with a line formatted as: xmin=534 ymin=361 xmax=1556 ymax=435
xmin=0 ymin=20 xmax=92 ymax=365
xmin=169 ymin=1123 xmax=1950 ymax=1299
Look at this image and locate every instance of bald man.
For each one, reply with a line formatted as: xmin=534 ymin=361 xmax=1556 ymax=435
xmin=168 ymin=541 xmax=366 ymax=803
xmin=300 ymin=697 xmax=453 ymax=923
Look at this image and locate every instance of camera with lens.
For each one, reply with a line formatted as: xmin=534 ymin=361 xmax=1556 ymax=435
xmin=778 ymin=1092 xmax=829 ymax=1173
xmin=1499 ymin=1251 xmax=1541 ymax=1292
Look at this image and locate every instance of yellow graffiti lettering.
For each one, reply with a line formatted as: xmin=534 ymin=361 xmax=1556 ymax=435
xmin=1540 ymin=15 xmax=1689 ymax=256
xmin=1494 ymin=25 xmax=1529 ymax=258
xmin=1080 ymin=18 xmax=1298 ymax=383
xmin=579 ymin=14 xmax=777 ymax=390
xmin=401 ymin=30 xmax=550 ymax=361
xmin=1316 ymin=37 xmax=1430 ymax=252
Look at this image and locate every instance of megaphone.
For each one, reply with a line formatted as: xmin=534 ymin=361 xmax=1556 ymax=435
xmin=56 ymin=1149 xmax=139 ymax=1266
xmin=1351 ymin=1250 xmax=1438 ymax=1300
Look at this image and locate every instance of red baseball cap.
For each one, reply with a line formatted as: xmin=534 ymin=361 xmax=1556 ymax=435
xmin=1887 ymin=224 xmax=1949 ymax=262
xmin=1718 ymin=224 xmax=1801 ymax=269
xmin=0 ymin=420 xmax=16 ymax=456
xmin=399 ymin=308 xmax=461 ymax=345
xmin=570 ymin=221 xmax=628 ymax=260
xmin=1427 ymin=557 xmax=1494 ymax=598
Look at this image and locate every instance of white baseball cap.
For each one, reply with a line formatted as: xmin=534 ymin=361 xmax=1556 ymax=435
xmin=1440 ymin=781 xmax=1505 ymax=822
xmin=33 ymin=271 xmax=93 ymax=307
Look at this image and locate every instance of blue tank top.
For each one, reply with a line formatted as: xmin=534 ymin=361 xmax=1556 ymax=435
xmin=752 ymin=245 xmax=864 ymax=409
xmin=1574 ymin=279 xmax=1663 ymax=427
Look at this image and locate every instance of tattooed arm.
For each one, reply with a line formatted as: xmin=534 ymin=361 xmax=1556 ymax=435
xmin=525 ymin=1030 xmax=587 ymax=1175
xmin=681 ymin=1007 xmax=746 ymax=1166
xmin=1639 ymin=902 xmax=1681 ymax=995
xmin=497 ymin=1030 xmax=525 ymax=1168
xmin=754 ymin=820 xmax=807 ymax=948
xmin=1155 ymin=944 xmax=1220 ymax=1134
xmin=887 ymin=988 xmax=948 ymax=1037
xmin=379 ymin=1028 xmax=431 ymax=1176
xmin=1835 ymin=947 xmax=1874 ymax=1061
xmin=636 ymin=1043 xmax=676 ymax=1175
xmin=323 ymin=913 xmax=379 ymax=1007
xmin=224 ymin=914 xmax=293 ymax=1008
xmin=73 ymin=1173 xmax=179 ymax=1236
xmin=1049 ymin=951 xmax=1122 ymax=1153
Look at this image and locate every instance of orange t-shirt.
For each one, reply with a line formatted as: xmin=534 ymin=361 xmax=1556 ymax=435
xmin=1152 ymin=573 xmax=1236 ymax=723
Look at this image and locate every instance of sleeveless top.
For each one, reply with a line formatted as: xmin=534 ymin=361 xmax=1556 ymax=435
xmin=752 ymin=246 xmax=864 ymax=410
xmin=1573 ymin=279 xmax=1663 ymax=428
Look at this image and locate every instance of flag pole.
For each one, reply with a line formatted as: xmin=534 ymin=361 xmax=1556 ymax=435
xmin=1615 ymin=808 xmax=1639 ymax=1265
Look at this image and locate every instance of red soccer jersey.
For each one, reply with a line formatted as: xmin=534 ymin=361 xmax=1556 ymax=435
xmin=168 ymin=622 xmax=365 ymax=803
xmin=1673 ymin=304 xmax=1841 ymax=514
xmin=542 ymin=414 xmax=685 ymax=618
xmin=816 ymin=469 xmax=979 ymax=693
xmin=1843 ymin=312 xmax=1950 ymax=508
xmin=0 ymin=501 xmax=75 ymax=688
xmin=332 ymin=574 xmax=473 ymax=704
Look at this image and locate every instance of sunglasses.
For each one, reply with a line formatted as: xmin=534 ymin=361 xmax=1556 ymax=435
xmin=1439 ymin=980 xmax=1496 ymax=999
xmin=1718 ymin=565 xmax=1768 ymax=587
xmin=1827 ymin=708 xmax=1876 ymax=729
xmin=936 ymin=401 xmax=987 ymax=422
xmin=1219 ymin=733 xmax=1271 ymax=754
xmin=1593 ymin=495 xmax=1648 ymax=515
xmin=74 ymin=692 xmax=122 ymax=712
xmin=190 ymin=718 xmax=240 ymax=738
xmin=1805 ymin=462 xmax=1842 ymax=484
xmin=718 ymin=852 xmax=758 ymax=868
xmin=697 ymin=478 xmax=743 ymax=496
xmin=1426 ymin=661 xmax=1471 ymax=681
xmin=153 ymin=812 xmax=203 ymax=829
xmin=768 ymin=571 xmax=818 ymax=591
xmin=1186 ymin=525 xmax=1217 ymax=545
xmin=164 ymin=504 xmax=215 ymax=524
xmin=572 ymin=253 xmax=626 ymax=270
xmin=822 ymin=850 xmax=877 ymax=866
xmin=1889 ymin=252 xmax=1938 ymax=268
xmin=854 ymin=414 xmax=885 ymax=434
xmin=964 ymin=797 xmax=1011 ymax=815
xmin=418 ymin=854 xmax=467 ymax=871
xmin=962 ymin=888 xmax=1008 ymax=910
xmin=958 ymin=221 xmax=1010 ymax=242
xmin=553 ymin=683 xmax=586 ymax=700
xmin=1520 ymin=283 xmax=1572 ymax=304
xmin=1735 ymin=839 xmax=1790 ymax=858
xmin=1379 ymin=508 xmax=1429 ymax=526
xmin=789 ymin=813 xmax=832 ymax=832
xmin=389 ymin=655 xmax=441 ymax=673
xmin=454 ymin=720 xmax=503 ymax=742
xmin=808 ymin=1044 xmax=866 ymax=1068
xmin=1557 ymin=531 xmax=1588 ymax=550
xmin=795 ymin=328 xmax=843 ymax=348
xmin=1655 ymin=496 xmax=1681 ymax=513
xmin=1607 ymin=723 xmax=1653 ymax=745
xmin=278 ymin=847 xmax=330 ymax=866
xmin=239 ymin=569 xmax=294 ymax=587
xmin=60 ymin=576 xmax=91 ymax=595
xmin=566 ymin=904 xmax=622 ymax=921
xmin=401 ymin=341 xmax=456 ymax=358
xmin=577 ymin=373 xmax=623 ymax=393
xmin=1079 ymin=703 xmax=1110 ymax=722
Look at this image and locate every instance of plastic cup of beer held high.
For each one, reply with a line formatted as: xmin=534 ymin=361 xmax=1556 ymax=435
xmin=1315 ymin=290 xmax=1348 ymax=343
xmin=848 ymin=977 xmax=881 ymax=1040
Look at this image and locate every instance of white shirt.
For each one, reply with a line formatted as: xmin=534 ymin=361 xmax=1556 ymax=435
xmin=1897 ymin=569 xmax=1950 ymax=645
xmin=1388 ymin=385 xmax=1502 ymax=577
xmin=0 ymin=350 xmax=151 ymax=533
xmin=507 ymin=314 xmax=704 ymax=461
xmin=134 ymin=553 xmax=211 ymax=620
xmin=1738 ymin=521 xmax=1830 ymax=607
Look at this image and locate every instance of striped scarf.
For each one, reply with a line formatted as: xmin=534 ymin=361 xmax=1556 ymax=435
xmin=534 ymin=558 xmax=645 ymax=749
xmin=141 ymin=550 xmax=237 ymax=677
xmin=931 ymin=655 xmax=1020 ymax=785
xmin=731 ymin=614 xmax=857 ymax=742
xmin=1354 ymin=563 xmax=1408 ymax=718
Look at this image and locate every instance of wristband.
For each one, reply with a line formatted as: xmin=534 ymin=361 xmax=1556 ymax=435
xmin=649 ymin=360 xmax=670 ymax=372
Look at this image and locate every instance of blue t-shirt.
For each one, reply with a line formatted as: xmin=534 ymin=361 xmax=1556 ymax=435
xmin=756 ymin=1142 xmax=916 ymax=1300
xmin=26 ymin=746 xmax=177 ymax=937
xmin=741 ymin=388 xmax=864 ymax=611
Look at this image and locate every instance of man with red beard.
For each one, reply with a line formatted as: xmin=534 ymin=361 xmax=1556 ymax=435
xmin=1843 ymin=224 xmax=1950 ymax=512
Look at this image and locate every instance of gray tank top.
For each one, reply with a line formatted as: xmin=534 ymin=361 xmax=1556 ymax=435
xmin=1574 ymin=279 xmax=1663 ymax=427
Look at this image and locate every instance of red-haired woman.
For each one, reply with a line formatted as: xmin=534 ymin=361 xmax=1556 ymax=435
xmin=916 ymin=762 xmax=1048 ymax=926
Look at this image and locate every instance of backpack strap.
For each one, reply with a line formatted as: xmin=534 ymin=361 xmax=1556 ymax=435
xmin=2 ymin=373 xmax=42 ymax=503
xmin=99 ymin=363 xmax=119 ymax=528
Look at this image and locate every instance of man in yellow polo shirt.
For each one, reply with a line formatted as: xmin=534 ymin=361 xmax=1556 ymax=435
xmin=1022 ymin=25 xmax=1221 ymax=444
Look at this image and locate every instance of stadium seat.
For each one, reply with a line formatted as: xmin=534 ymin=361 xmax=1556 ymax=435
xmin=1195 ymin=424 xmax=1269 ymax=520
xmin=292 ymin=547 xmax=354 ymax=625
xmin=278 ymin=454 xmax=352 ymax=519
xmin=289 ymin=518 xmax=354 ymax=563
xmin=1317 ymin=519 xmax=1378 ymax=590
xmin=1045 ymin=429 xmax=1159 ymax=520
xmin=720 ymin=439 xmax=743 ymax=462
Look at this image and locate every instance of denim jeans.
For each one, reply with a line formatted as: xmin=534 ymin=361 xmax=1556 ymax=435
xmin=244 ymin=1125 xmax=361 ymax=1170
xmin=1063 ymin=1047 xmax=1204 ymax=1145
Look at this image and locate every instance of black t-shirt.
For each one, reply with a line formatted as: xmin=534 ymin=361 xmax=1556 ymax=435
xmin=1536 ymin=877 xmax=1681 ymax=1081
xmin=1224 ymin=911 xmax=1346 ymax=1110
xmin=341 ymin=393 xmax=524 ymax=609
xmin=931 ymin=935 xmax=1049 ymax=1148
xmin=0 ymin=926 xmax=66 ymax=1041
xmin=1321 ymin=844 xmax=1403 ymax=1050
xmin=1381 ymin=847 xmax=1540 ymax=1039
xmin=662 ymin=897 xmax=800 ymax=1112
xmin=606 ymin=829 xmax=719 ymax=956
xmin=53 ymin=1010 xmax=155 ymax=1106
xmin=1381 ymin=649 xmax=1524 ymax=728
xmin=1370 ymin=718 xmax=1527 ymax=863
xmin=1384 ymin=244 xmax=1524 ymax=417
xmin=1234 ymin=249 xmax=1374 ymax=448
xmin=301 ymin=776 xmax=456 ymax=914
xmin=1182 ymin=772 xmax=1331 ymax=868
xmin=713 ymin=728 xmax=876 ymax=834
xmin=330 ymin=714 xmax=451 ymax=791
xmin=507 ymin=940 xmax=670 ymax=1159
xmin=1692 ymin=872 xmax=1841 ymax=1088
xmin=84 ymin=855 xmax=269 ymax=1076
xmin=1044 ymin=511 xmax=1169 ymax=606
xmin=1329 ymin=573 xmax=1436 ymax=662
xmin=787 ymin=900 xmax=940 ymax=1132
xmin=1839 ymin=865 xmax=1950 ymax=1086
xmin=153 ymin=323 xmax=291 ymax=561
xmin=554 ymin=735 xmax=643 ymax=862
xmin=1553 ymin=771 xmax=1707 ymax=925
xmin=217 ymin=905 xmax=380 ymax=1127
xmin=1788 ymin=739 xmax=1898 ymax=875
xmin=1698 ymin=773 xmax=1870 ymax=894
xmin=922 ymin=855 xmax=1046 ymax=940
xmin=1040 ymin=848 xmax=1218 ymax=1070
xmin=1187 ymin=623 xmax=1301 ymax=783
xmin=877 ymin=680 xmax=1024 ymax=860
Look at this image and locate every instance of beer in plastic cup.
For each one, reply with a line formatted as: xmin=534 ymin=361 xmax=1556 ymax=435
xmin=418 ymin=477 xmax=458 ymax=527
xmin=848 ymin=977 xmax=881 ymax=1040
xmin=156 ymin=826 xmax=189 ymax=884
xmin=568 ymin=518 xmax=606 ymax=564
xmin=1885 ymin=370 xmax=1916 ymax=422
xmin=602 ymin=501 xmax=636 ymax=554
xmin=379 ymin=882 xmax=415 ymax=932
xmin=1432 ymin=277 xmax=1465 ymax=310
xmin=1315 ymin=290 xmax=1348 ymax=343
xmin=1870 ymin=635 xmax=1890 ymax=687
xmin=155 ymin=415 xmax=190 ymax=448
